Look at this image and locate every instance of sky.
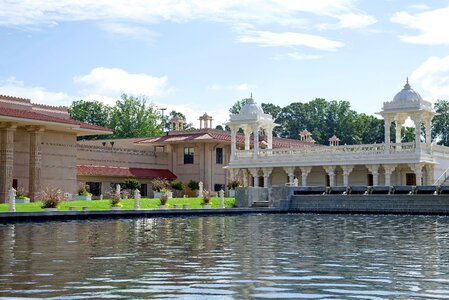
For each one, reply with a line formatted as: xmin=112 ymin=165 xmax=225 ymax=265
xmin=1 ymin=0 xmax=449 ymax=127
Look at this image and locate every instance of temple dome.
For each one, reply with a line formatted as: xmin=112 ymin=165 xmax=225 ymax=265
xmin=392 ymin=79 xmax=423 ymax=103
xmin=239 ymin=97 xmax=264 ymax=117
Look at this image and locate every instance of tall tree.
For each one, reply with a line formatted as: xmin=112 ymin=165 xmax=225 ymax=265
xmin=109 ymin=94 xmax=163 ymax=138
xmin=165 ymin=110 xmax=194 ymax=131
xmin=432 ymin=100 xmax=449 ymax=146
xmin=68 ymin=100 xmax=111 ymax=140
xmin=68 ymin=100 xmax=110 ymax=127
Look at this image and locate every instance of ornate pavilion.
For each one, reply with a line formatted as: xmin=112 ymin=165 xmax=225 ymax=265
xmin=225 ymin=80 xmax=449 ymax=188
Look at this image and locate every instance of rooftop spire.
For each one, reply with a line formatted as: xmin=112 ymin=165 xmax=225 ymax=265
xmin=404 ymin=77 xmax=411 ymax=90
xmin=247 ymin=92 xmax=255 ymax=104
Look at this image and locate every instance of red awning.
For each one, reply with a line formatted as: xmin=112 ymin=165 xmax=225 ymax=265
xmin=77 ymin=165 xmax=176 ymax=180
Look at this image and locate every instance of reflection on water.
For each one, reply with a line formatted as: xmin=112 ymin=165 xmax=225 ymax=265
xmin=1 ymin=214 xmax=449 ymax=299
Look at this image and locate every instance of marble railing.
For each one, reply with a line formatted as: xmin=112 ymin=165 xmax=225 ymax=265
xmin=233 ymin=142 xmax=434 ymax=164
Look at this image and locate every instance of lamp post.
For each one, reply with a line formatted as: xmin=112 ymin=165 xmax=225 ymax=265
xmin=158 ymin=107 xmax=167 ymax=132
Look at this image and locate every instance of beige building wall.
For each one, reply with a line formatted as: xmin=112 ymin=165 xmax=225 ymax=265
xmin=168 ymin=142 xmax=230 ymax=191
xmin=77 ymin=144 xmax=168 ymax=169
xmin=12 ymin=129 xmax=78 ymax=195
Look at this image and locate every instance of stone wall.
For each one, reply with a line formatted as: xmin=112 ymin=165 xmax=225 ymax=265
xmin=235 ymin=187 xmax=268 ymax=207
xmin=289 ymin=194 xmax=449 ymax=214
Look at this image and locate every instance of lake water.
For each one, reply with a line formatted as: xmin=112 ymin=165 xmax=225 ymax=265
xmin=1 ymin=214 xmax=449 ymax=299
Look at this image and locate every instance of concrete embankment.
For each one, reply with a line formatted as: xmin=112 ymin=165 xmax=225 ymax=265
xmin=0 ymin=208 xmax=282 ymax=223
xmin=286 ymin=194 xmax=449 ymax=215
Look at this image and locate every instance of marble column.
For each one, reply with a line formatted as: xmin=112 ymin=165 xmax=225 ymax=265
xmin=253 ymin=126 xmax=259 ymax=159
xmin=425 ymin=164 xmax=435 ymax=185
xmin=300 ymin=166 xmax=312 ymax=186
xmin=411 ymin=115 xmax=422 ymax=153
xmin=262 ymin=168 xmax=273 ymax=188
xmin=384 ymin=116 xmax=392 ymax=154
xmin=383 ymin=164 xmax=397 ymax=186
xmin=28 ymin=126 xmax=45 ymax=202
xmin=323 ymin=165 xmax=336 ymax=187
xmin=424 ymin=118 xmax=432 ymax=147
xmin=243 ymin=126 xmax=251 ymax=151
xmin=366 ymin=164 xmax=380 ymax=186
xmin=394 ymin=116 xmax=406 ymax=144
xmin=267 ymin=126 xmax=273 ymax=150
xmin=248 ymin=168 xmax=259 ymax=187
xmin=341 ymin=165 xmax=354 ymax=186
xmin=230 ymin=126 xmax=237 ymax=159
xmin=242 ymin=169 xmax=249 ymax=187
xmin=0 ymin=123 xmax=17 ymax=203
xmin=283 ymin=167 xmax=295 ymax=185
xmin=409 ymin=163 xmax=424 ymax=186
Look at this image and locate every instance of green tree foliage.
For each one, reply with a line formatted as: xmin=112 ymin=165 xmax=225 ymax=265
xmin=432 ymin=100 xmax=449 ymax=146
xmin=230 ymin=97 xmax=385 ymax=145
xmin=165 ymin=110 xmax=194 ymax=131
xmin=229 ymin=98 xmax=250 ymax=115
xmin=123 ymin=178 xmax=141 ymax=190
xmin=109 ymin=94 xmax=163 ymax=138
xmin=68 ymin=100 xmax=111 ymax=140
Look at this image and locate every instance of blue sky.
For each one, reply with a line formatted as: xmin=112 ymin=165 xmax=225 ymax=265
xmin=1 ymin=0 xmax=449 ymax=127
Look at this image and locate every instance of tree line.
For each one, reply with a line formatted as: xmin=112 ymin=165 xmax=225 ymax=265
xmin=69 ymin=94 xmax=449 ymax=146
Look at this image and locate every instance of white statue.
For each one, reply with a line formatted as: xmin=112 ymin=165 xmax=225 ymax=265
xmin=198 ymin=181 xmax=203 ymax=198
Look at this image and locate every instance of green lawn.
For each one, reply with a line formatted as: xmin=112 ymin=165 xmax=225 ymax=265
xmin=0 ymin=197 xmax=236 ymax=212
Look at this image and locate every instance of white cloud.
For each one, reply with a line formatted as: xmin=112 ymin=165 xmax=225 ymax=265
xmin=411 ymin=55 xmax=449 ymax=100
xmin=207 ymin=83 xmax=255 ymax=91
xmin=0 ymin=77 xmax=72 ymax=105
xmin=391 ymin=5 xmax=449 ymax=45
xmin=0 ymin=1 xmax=375 ymax=46
xmin=336 ymin=13 xmax=377 ymax=29
xmin=73 ymin=67 xmax=169 ymax=103
xmin=287 ymin=52 xmax=322 ymax=60
xmin=238 ymin=30 xmax=343 ymax=51
xmin=99 ymin=23 xmax=158 ymax=43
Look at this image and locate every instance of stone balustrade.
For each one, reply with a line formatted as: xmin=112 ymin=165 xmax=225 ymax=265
xmin=233 ymin=142 xmax=431 ymax=165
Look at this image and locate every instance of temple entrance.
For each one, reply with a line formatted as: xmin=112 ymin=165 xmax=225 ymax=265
xmin=367 ymin=174 xmax=373 ymax=186
xmin=406 ymin=173 xmax=416 ymax=186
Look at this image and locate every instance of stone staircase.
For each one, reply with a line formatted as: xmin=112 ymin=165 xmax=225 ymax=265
xmin=434 ymin=167 xmax=449 ymax=186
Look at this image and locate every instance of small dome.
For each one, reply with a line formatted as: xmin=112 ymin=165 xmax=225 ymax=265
xmin=392 ymin=78 xmax=423 ymax=103
xmin=239 ymin=97 xmax=264 ymax=117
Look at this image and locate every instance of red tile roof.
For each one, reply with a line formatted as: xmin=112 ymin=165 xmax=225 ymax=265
xmin=77 ymin=165 xmax=177 ymax=180
xmin=0 ymin=107 xmax=111 ymax=132
xmin=137 ymin=129 xmax=317 ymax=148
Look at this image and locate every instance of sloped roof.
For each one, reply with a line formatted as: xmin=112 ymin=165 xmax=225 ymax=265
xmin=77 ymin=165 xmax=176 ymax=180
xmin=0 ymin=107 xmax=111 ymax=133
xmin=136 ymin=128 xmax=317 ymax=148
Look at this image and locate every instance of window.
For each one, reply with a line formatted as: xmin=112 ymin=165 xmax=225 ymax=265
xmin=216 ymin=148 xmax=223 ymax=164
xmin=184 ymin=147 xmax=194 ymax=164
xmin=87 ymin=182 xmax=101 ymax=196
xmin=406 ymin=173 xmax=416 ymax=186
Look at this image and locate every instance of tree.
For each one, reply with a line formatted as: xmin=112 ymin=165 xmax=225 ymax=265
xmin=165 ymin=110 xmax=194 ymax=131
xmin=68 ymin=100 xmax=111 ymax=140
xmin=229 ymin=98 xmax=250 ymax=115
xmin=432 ymin=100 xmax=449 ymax=146
xmin=109 ymin=94 xmax=163 ymax=138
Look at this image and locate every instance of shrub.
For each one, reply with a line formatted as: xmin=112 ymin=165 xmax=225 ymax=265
xmin=111 ymin=193 xmax=122 ymax=207
xmin=170 ymin=180 xmax=183 ymax=191
xmin=151 ymin=178 xmax=169 ymax=192
xmin=41 ymin=187 xmax=63 ymax=209
xmin=77 ymin=183 xmax=89 ymax=196
xmin=201 ymin=190 xmax=212 ymax=205
xmin=227 ymin=179 xmax=242 ymax=190
xmin=188 ymin=180 xmax=199 ymax=191
xmin=159 ymin=193 xmax=169 ymax=206
xmin=123 ymin=178 xmax=140 ymax=190
xmin=182 ymin=184 xmax=196 ymax=197
xmin=16 ymin=187 xmax=29 ymax=200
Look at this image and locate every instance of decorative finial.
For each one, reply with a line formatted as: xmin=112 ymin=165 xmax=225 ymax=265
xmin=250 ymin=92 xmax=253 ymax=99
xmin=404 ymin=77 xmax=411 ymax=90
